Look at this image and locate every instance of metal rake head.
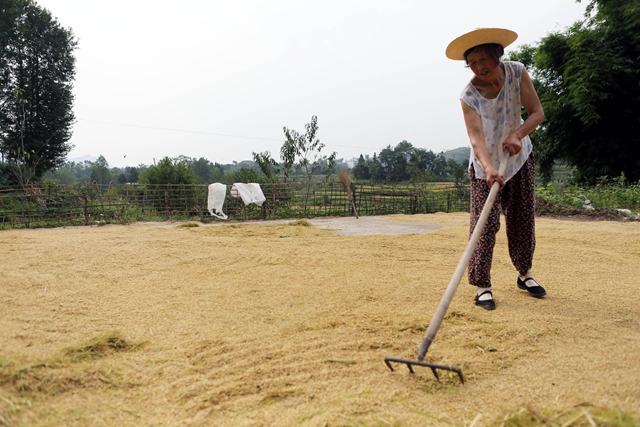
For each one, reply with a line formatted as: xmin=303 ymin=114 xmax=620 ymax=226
xmin=384 ymin=356 xmax=464 ymax=384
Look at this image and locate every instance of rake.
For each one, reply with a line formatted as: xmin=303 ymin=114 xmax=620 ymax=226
xmin=384 ymin=151 xmax=509 ymax=384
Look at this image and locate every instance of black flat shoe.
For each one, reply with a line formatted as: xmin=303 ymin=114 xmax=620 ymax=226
xmin=475 ymin=290 xmax=496 ymax=310
xmin=517 ymin=277 xmax=547 ymax=298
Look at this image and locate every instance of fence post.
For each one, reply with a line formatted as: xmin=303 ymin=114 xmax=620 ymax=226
xmin=84 ymin=193 xmax=89 ymax=225
xmin=22 ymin=188 xmax=30 ymax=228
xmin=165 ymin=188 xmax=170 ymax=219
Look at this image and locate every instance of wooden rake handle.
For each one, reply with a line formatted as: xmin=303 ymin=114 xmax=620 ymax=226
xmin=417 ymin=150 xmax=509 ymax=361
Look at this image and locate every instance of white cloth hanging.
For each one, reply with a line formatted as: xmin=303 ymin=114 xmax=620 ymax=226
xmin=231 ymin=183 xmax=266 ymax=206
xmin=207 ymin=183 xmax=228 ymax=219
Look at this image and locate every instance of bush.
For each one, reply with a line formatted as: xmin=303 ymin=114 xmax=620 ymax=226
xmin=0 ymin=162 xmax=21 ymax=187
xmin=139 ymin=157 xmax=198 ymax=185
xmin=536 ymin=175 xmax=640 ymax=211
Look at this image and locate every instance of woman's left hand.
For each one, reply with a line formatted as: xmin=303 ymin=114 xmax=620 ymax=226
xmin=502 ymin=134 xmax=522 ymax=156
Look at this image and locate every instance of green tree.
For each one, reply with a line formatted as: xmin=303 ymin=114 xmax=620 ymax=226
xmin=74 ymin=160 xmax=92 ymax=183
xmin=283 ymin=115 xmax=337 ymax=183
xmin=0 ymin=0 xmax=20 ymax=45
xmin=0 ymin=161 xmax=20 ymax=186
xmin=514 ymin=0 xmax=640 ymax=184
xmin=279 ymin=138 xmax=297 ymax=183
xmin=126 ymin=166 xmax=139 ymax=183
xmin=352 ymin=154 xmax=370 ymax=180
xmin=54 ymin=167 xmax=75 ymax=184
xmin=377 ymin=141 xmax=446 ymax=183
xmin=447 ymin=158 xmax=469 ymax=185
xmin=231 ymin=167 xmax=259 ymax=183
xmin=252 ymin=150 xmax=280 ymax=182
xmin=138 ymin=157 xmax=198 ymax=185
xmin=0 ymin=0 xmax=78 ymax=182
xmin=90 ymin=155 xmax=111 ymax=184
xmin=43 ymin=163 xmax=76 ymax=184
xmin=191 ymin=157 xmax=213 ymax=184
xmin=379 ymin=141 xmax=413 ymax=182
xmin=283 ymin=115 xmax=337 ymax=208
xmin=408 ymin=147 xmax=436 ymax=181
xmin=432 ymin=152 xmax=449 ymax=178
xmin=368 ymin=153 xmax=385 ymax=183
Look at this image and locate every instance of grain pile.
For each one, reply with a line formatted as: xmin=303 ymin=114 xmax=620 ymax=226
xmin=1 ymin=213 xmax=639 ymax=426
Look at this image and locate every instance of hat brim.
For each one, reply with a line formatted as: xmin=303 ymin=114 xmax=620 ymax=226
xmin=446 ymin=28 xmax=518 ymax=61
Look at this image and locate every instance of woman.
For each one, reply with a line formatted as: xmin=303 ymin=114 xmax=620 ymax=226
xmin=446 ymin=28 xmax=546 ymax=310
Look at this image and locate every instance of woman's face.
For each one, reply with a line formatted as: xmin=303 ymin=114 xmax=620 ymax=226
xmin=466 ymin=50 xmax=500 ymax=81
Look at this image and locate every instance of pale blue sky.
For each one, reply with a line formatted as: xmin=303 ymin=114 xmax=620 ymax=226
xmin=35 ymin=0 xmax=589 ymax=167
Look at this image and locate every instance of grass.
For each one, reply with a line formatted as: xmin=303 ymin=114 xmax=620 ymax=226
xmin=536 ymin=175 xmax=640 ymax=213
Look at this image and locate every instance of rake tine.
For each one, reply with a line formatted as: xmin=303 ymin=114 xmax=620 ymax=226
xmin=384 ymin=358 xmax=394 ymax=371
xmin=430 ymin=367 xmax=439 ymax=381
xmin=384 ymin=357 xmax=465 ymax=384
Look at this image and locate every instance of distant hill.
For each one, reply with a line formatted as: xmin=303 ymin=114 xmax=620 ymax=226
xmin=442 ymin=146 xmax=470 ymax=164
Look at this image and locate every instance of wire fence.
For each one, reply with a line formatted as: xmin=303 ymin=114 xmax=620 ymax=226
xmin=0 ymin=181 xmax=471 ymax=230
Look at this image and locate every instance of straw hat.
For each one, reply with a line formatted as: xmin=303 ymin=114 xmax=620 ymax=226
xmin=446 ymin=28 xmax=518 ymax=60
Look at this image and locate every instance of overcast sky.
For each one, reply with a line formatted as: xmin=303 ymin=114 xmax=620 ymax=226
xmin=36 ymin=0 xmax=588 ymax=168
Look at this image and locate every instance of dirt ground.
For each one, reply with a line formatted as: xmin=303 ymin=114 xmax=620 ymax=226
xmin=1 ymin=213 xmax=639 ymax=426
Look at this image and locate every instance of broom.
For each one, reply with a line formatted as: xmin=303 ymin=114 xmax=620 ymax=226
xmin=338 ymin=169 xmax=359 ymax=219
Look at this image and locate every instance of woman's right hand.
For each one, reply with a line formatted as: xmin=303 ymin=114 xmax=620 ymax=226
xmin=485 ymin=166 xmax=505 ymax=189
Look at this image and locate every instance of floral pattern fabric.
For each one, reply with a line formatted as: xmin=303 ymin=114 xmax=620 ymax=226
xmin=460 ymin=61 xmax=532 ymax=182
xmin=467 ymin=155 xmax=536 ymax=287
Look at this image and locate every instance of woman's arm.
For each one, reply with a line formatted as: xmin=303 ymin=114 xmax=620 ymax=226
xmin=461 ymin=100 xmax=505 ymax=189
xmin=502 ymin=67 xmax=545 ymax=155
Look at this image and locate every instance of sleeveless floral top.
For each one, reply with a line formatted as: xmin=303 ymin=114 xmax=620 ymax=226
xmin=460 ymin=61 xmax=532 ymax=182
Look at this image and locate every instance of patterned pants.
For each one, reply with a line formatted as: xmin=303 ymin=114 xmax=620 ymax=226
xmin=468 ymin=155 xmax=536 ymax=287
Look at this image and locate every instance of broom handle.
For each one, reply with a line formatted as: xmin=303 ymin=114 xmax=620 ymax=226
xmin=417 ymin=150 xmax=509 ymax=361
xmin=348 ymin=189 xmax=359 ymax=219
